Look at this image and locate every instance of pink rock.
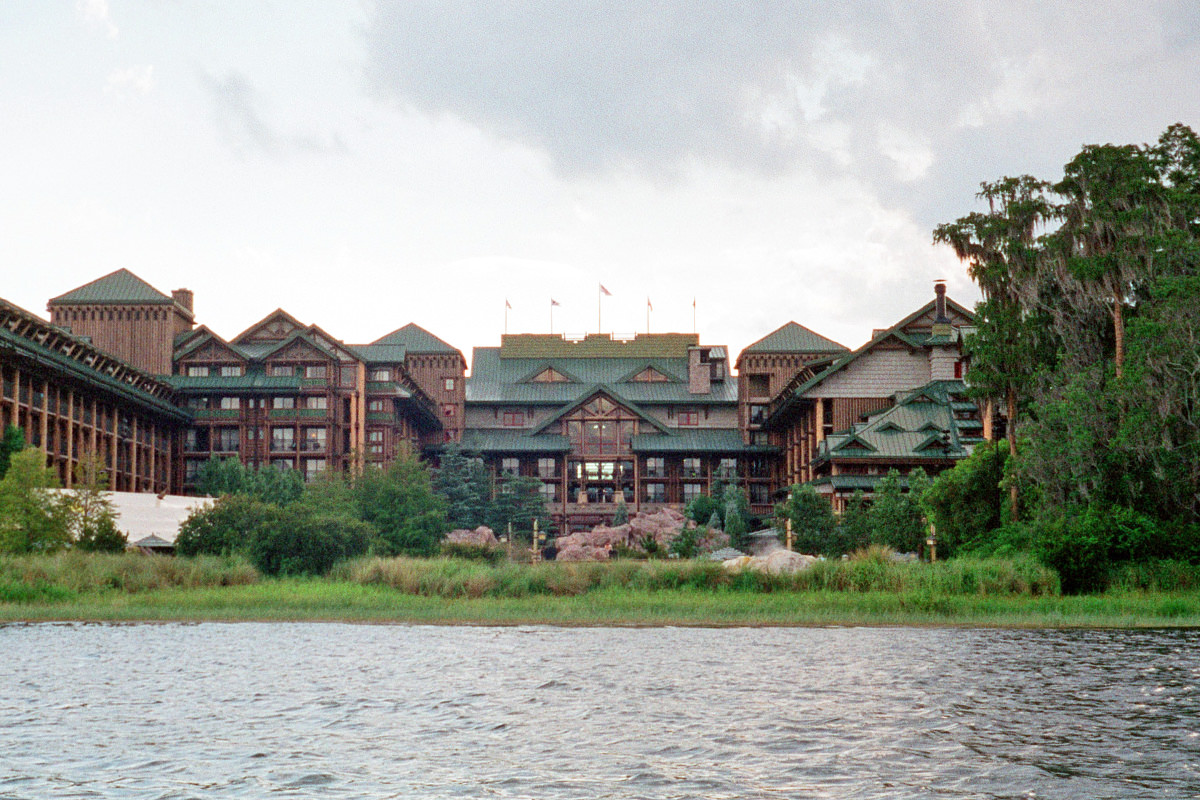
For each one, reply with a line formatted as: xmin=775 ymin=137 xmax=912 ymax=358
xmin=444 ymin=527 xmax=498 ymax=546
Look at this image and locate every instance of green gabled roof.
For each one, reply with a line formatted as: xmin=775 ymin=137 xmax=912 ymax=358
xmin=514 ymin=362 xmax=583 ymax=384
xmin=466 ymin=348 xmax=738 ymax=405
xmin=615 ymin=360 xmax=686 ymax=384
xmin=49 ymin=269 xmax=174 ymax=306
xmin=373 ymin=323 xmax=459 ymax=355
xmin=742 ymin=322 xmax=847 ymax=355
xmin=165 ymin=373 xmax=302 ymax=393
xmin=631 ymin=429 xmax=767 ymax=453
xmin=499 ymin=332 xmax=698 ymax=360
xmin=173 ymin=328 xmax=249 ymax=362
xmin=814 ymin=380 xmax=974 ymax=464
xmin=459 ymin=430 xmax=571 ymax=453
xmin=351 ymin=344 xmax=409 ymax=364
xmin=529 ymin=385 xmax=671 ymax=435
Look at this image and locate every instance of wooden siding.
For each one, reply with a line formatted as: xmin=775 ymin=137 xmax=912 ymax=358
xmin=49 ymin=303 xmax=191 ymax=376
xmin=805 ymin=346 xmax=931 ymax=398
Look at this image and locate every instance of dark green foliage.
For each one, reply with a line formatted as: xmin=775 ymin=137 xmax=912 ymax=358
xmin=487 ymin=473 xmax=551 ymax=543
xmin=0 ymin=425 xmax=25 ymax=480
xmin=176 ymin=495 xmax=286 ymax=557
xmin=1033 ymin=504 xmax=1167 ymax=594
xmin=837 ymin=491 xmax=872 ymax=554
xmin=196 ymin=457 xmax=304 ymax=505
xmin=669 ymin=525 xmax=702 ymax=559
xmin=775 ymin=485 xmax=837 ymax=555
xmin=706 ymin=510 xmax=722 ymax=531
xmin=356 ymin=457 xmax=447 ymax=556
xmin=611 ymin=498 xmax=629 ymax=526
xmin=686 ymin=494 xmax=722 ymax=527
xmin=247 ymin=507 xmax=374 ymax=576
xmin=923 ymin=441 xmax=1006 ymax=557
xmin=722 ymin=484 xmax=750 ymax=549
xmin=0 ymin=450 xmax=70 ymax=554
xmin=439 ymin=542 xmax=506 ymax=564
xmin=74 ymin=516 xmax=127 ymax=553
xmin=868 ymin=469 xmax=930 ymax=555
xmin=432 ymin=443 xmax=490 ymax=530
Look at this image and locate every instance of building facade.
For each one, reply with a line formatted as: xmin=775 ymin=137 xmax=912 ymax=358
xmin=0 ymin=270 xmax=985 ymax=521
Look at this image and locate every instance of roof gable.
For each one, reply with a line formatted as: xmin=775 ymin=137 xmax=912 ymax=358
xmin=373 ymin=323 xmax=459 ymax=355
xmin=530 ymin=386 xmax=670 ymax=435
xmin=232 ymin=309 xmax=307 ymax=344
xmin=49 ymin=269 xmax=174 ymax=306
xmin=179 ymin=336 xmax=247 ymax=364
xmin=742 ymin=321 xmax=847 ymax=355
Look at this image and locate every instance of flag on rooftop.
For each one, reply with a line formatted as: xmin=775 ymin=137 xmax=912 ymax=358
xmin=550 ymin=298 xmax=560 ymax=306
xmin=505 ymin=299 xmax=512 ymax=309
xmin=599 ymin=284 xmax=612 ymax=296
xmin=647 ymin=298 xmax=653 ymax=311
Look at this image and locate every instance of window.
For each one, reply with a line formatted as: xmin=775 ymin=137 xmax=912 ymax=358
xmin=270 ymin=427 xmax=295 ymax=451
xmin=370 ymin=369 xmax=390 ymax=381
xmin=749 ymin=405 xmax=768 ymax=426
xmin=954 ymin=359 xmax=965 ymax=379
xmin=539 ymin=482 xmax=561 ymax=504
xmin=302 ymin=427 xmax=326 ymax=452
xmin=717 ymin=458 xmax=737 ymax=479
xmin=442 ymin=403 xmax=456 ymax=418
xmin=184 ymin=428 xmax=208 ymax=452
xmin=502 ymin=410 xmax=524 ymax=427
xmin=368 ymin=399 xmax=386 ymax=412
xmin=220 ymin=365 xmax=244 ymax=377
xmin=501 ymin=457 xmax=519 ymax=475
xmin=272 ymin=396 xmax=295 ymax=409
xmin=220 ymin=396 xmax=240 ymax=410
xmin=186 ymin=396 xmax=209 ymax=410
xmin=682 ymin=457 xmax=702 ymax=478
xmin=214 ymin=427 xmax=239 ymax=452
xmin=184 ymin=459 xmax=204 ymax=481
xmin=304 ymin=396 xmax=327 ymax=410
xmin=304 ymin=459 xmax=326 ymax=481
xmin=270 ymin=458 xmax=293 ymax=471
xmin=644 ymin=483 xmax=665 ymax=503
xmin=186 ymin=365 xmax=209 ymax=377
xmin=305 ymin=365 xmax=326 ymax=379
xmin=822 ymin=399 xmax=834 ymax=438
xmin=683 ymin=483 xmax=703 ymax=503
xmin=247 ymin=426 xmax=262 ymax=441
xmin=537 ymin=457 xmax=557 ymax=478
xmin=749 ymin=484 xmax=770 ymax=506
xmin=677 ymin=409 xmax=699 ymax=427
xmin=367 ymin=430 xmax=384 ymax=442
xmin=269 ymin=365 xmax=294 ymax=377
xmin=747 ymin=374 xmax=770 ymax=396
xmin=444 ymin=378 xmax=456 ymax=392
xmin=644 ymin=457 xmax=665 ymax=478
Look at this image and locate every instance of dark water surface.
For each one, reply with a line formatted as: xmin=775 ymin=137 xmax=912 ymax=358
xmin=2 ymin=624 xmax=1198 ymax=799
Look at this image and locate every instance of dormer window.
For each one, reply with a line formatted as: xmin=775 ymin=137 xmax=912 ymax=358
xmin=532 ymin=368 xmax=570 ymax=383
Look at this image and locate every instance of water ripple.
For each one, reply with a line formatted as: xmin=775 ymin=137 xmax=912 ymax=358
xmin=1 ymin=624 xmax=1199 ymax=798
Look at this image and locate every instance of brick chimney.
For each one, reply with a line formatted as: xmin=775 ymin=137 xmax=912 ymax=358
xmin=172 ymin=288 xmax=194 ymax=314
xmin=934 ymin=280 xmax=948 ymax=323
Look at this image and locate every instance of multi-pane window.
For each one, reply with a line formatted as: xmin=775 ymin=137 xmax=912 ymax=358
xmin=219 ymin=396 xmax=240 ymax=410
xmin=186 ymin=366 xmax=209 ymax=377
xmin=677 ymin=409 xmax=699 ymax=426
xmin=749 ymin=484 xmax=770 ymax=506
xmin=370 ymin=369 xmax=390 ymax=381
xmin=502 ymin=410 xmax=524 ymax=427
xmin=717 ymin=458 xmax=737 ymax=479
xmin=539 ymin=482 xmax=561 ymax=503
xmin=269 ymin=365 xmax=295 ymax=377
xmin=644 ymin=457 xmax=665 ymax=478
xmin=304 ymin=459 xmax=326 ymax=481
xmin=683 ymin=483 xmax=703 ymax=503
xmin=682 ymin=457 xmax=702 ymax=478
xmin=214 ymin=427 xmax=239 ymax=452
xmin=749 ymin=405 xmax=768 ymax=426
xmin=537 ymin=457 xmax=557 ymax=478
xmin=184 ymin=459 xmax=204 ymax=481
xmin=444 ymin=378 xmax=456 ymax=392
xmin=304 ymin=396 xmax=327 ymax=410
xmin=220 ymin=365 xmax=244 ymax=377
xmin=501 ymin=457 xmax=519 ymax=475
xmin=644 ymin=483 xmax=666 ymax=503
xmin=184 ymin=428 xmax=208 ymax=452
xmin=272 ymin=396 xmax=295 ymax=409
xmin=368 ymin=399 xmax=386 ymax=412
xmin=270 ymin=458 xmax=293 ymax=471
xmin=305 ymin=365 xmax=326 ymax=379
xmin=270 ymin=427 xmax=295 ymax=451
xmin=367 ymin=429 xmax=384 ymax=457
xmin=186 ymin=396 xmax=209 ymax=410
xmin=302 ymin=427 xmax=326 ymax=452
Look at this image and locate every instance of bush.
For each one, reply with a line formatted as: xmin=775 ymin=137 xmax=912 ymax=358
xmin=869 ymin=469 xmax=928 ymax=555
xmin=669 ymin=526 xmax=702 ymax=559
xmin=247 ymin=509 xmax=375 ymax=576
xmin=176 ymin=495 xmax=285 ymax=557
xmin=775 ymin=484 xmax=837 ymax=555
xmin=74 ymin=516 xmax=128 ymax=553
xmin=923 ymin=441 xmax=1006 ymax=556
xmin=439 ymin=542 xmax=506 ymax=564
xmin=1034 ymin=507 xmax=1113 ymax=594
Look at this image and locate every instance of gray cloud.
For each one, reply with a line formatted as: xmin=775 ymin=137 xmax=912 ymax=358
xmin=364 ymin=0 xmax=1200 ymax=224
xmin=201 ymin=71 xmax=348 ymax=157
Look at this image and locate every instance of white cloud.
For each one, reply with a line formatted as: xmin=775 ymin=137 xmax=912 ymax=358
xmin=105 ymin=65 xmax=155 ymax=98
xmin=76 ymin=0 xmax=118 ymax=38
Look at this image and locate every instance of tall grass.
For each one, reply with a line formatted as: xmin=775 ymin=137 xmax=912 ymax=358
xmin=0 ymin=552 xmax=259 ymax=599
xmin=330 ymin=554 xmax=1059 ymax=599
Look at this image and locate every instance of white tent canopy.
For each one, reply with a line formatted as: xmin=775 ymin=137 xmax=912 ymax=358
xmin=51 ymin=490 xmax=213 ymax=549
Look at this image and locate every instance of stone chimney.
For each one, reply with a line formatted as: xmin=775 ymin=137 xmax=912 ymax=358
xmin=688 ymin=347 xmax=711 ymax=395
xmin=931 ymin=280 xmax=952 ymax=338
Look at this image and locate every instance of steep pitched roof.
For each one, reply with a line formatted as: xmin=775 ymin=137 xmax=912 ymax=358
xmin=742 ymin=322 xmax=847 ymax=355
xmin=231 ymin=309 xmax=308 ymax=344
xmin=373 ymin=323 xmax=460 ymax=355
xmin=49 ymin=269 xmax=174 ymax=306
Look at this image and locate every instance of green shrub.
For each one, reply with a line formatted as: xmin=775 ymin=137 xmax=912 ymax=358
xmin=439 ymin=542 xmax=506 ymax=564
xmin=74 ymin=516 xmax=128 ymax=554
xmin=247 ymin=510 xmax=375 ymax=576
xmin=775 ymin=484 xmax=837 ymax=554
xmin=669 ymin=526 xmax=702 ymax=559
xmin=1034 ymin=507 xmax=1112 ymax=594
xmin=176 ymin=495 xmax=285 ymax=557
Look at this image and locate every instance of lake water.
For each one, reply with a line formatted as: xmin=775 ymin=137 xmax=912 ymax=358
xmin=1 ymin=623 xmax=1198 ymax=799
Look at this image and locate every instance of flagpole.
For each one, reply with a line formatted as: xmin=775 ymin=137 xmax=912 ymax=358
xmin=646 ymin=298 xmax=651 ymax=334
xmin=504 ymin=299 xmax=509 ymax=335
xmin=550 ymin=299 xmax=554 ymax=334
xmin=598 ymin=285 xmax=602 ymax=333
xmin=692 ymin=297 xmax=696 ymax=334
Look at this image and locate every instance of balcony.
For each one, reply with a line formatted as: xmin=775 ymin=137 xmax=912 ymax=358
xmin=268 ymin=408 xmax=296 ymax=419
xmin=366 ymin=411 xmax=393 ymax=423
xmin=297 ymin=408 xmax=328 ymax=419
xmin=193 ymin=408 xmax=240 ymax=419
xmin=366 ymin=381 xmax=394 ymax=393
xmin=300 ymin=377 xmax=327 ymax=388
xmin=300 ymin=441 xmax=326 ymax=453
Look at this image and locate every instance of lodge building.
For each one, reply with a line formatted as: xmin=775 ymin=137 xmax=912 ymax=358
xmin=0 ymin=269 xmax=985 ymax=528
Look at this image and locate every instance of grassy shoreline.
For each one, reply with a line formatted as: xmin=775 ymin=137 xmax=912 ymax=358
xmin=4 ymin=552 xmax=1200 ymax=628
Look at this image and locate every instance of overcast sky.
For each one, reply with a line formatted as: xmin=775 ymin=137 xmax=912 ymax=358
xmin=2 ymin=2 xmax=1198 ymax=368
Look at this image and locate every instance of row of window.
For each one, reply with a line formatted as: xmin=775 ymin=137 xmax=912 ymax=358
xmin=184 ymin=457 xmax=326 ymax=482
xmin=185 ymin=395 xmax=329 ymax=411
xmin=497 ymin=456 xmax=740 ymax=480
xmin=185 ymin=426 xmax=328 ymax=452
xmin=183 ymin=364 xmax=329 ymax=379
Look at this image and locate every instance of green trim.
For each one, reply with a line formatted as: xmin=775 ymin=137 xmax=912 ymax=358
xmin=268 ymin=408 xmax=297 ymax=418
xmin=297 ymin=408 xmax=328 ymax=419
xmin=192 ymin=408 xmax=240 ymax=419
xmin=366 ymin=412 xmax=393 ymax=422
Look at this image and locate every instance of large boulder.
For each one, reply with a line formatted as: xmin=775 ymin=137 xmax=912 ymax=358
xmin=755 ymin=549 xmax=819 ymax=574
xmin=444 ymin=526 xmax=498 ymax=546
